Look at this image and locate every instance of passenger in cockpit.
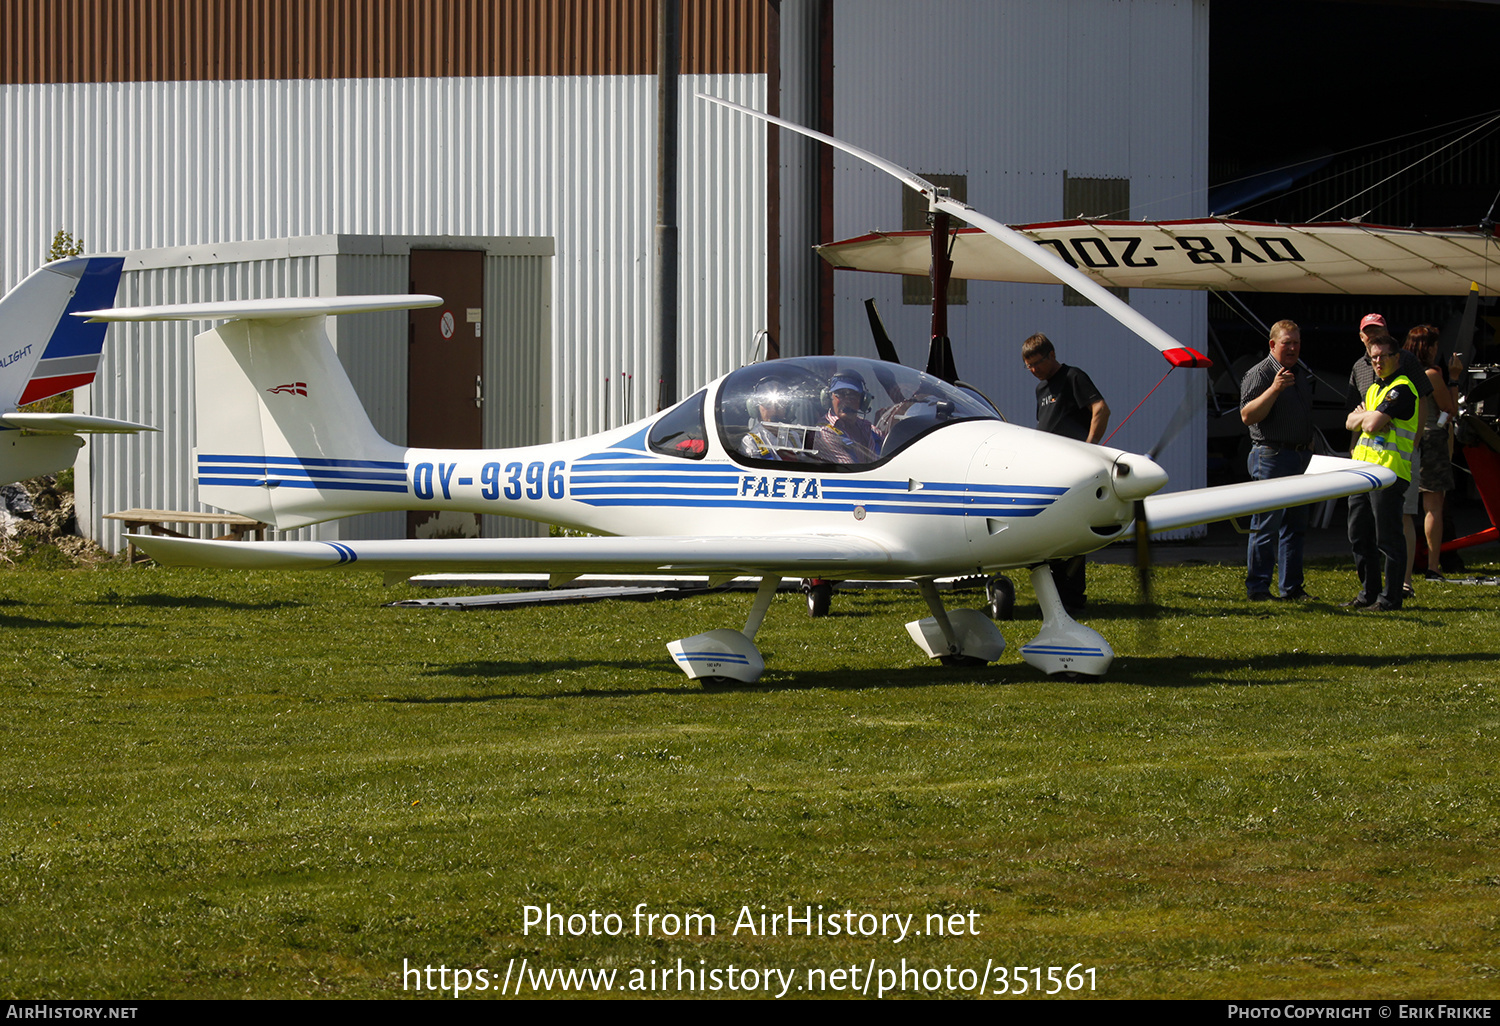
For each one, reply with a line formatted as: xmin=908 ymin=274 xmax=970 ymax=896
xmin=740 ymin=375 xmax=799 ymax=460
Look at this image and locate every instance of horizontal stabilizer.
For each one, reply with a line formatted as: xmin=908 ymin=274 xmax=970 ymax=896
xmin=1 ymin=412 xmax=155 ymax=434
xmin=1144 ymin=455 xmax=1394 ymax=533
xmin=75 ymin=295 xmax=442 ymax=323
xmin=129 ymin=533 xmax=896 ymax=577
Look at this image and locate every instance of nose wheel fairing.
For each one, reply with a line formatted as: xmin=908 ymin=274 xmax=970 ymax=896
xmin=1017 ymin=564 xmax=1114 ymax=677
xmin=668 ymin=628 xmax=767 ymax=683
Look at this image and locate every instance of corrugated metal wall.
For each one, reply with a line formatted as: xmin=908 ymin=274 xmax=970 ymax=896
xmin=2 ymin=72 xmax=766 ymax=448
xmin=832 ymin=0 xmax=1212 ymax=514
xmin=75 ymin=235 xmax=554 ymax=551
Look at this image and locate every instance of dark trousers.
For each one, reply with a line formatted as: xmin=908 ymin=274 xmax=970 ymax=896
xmin=1347 ymin=477 xmax=1408 ymax=607
xmin=1246 ymin=444 xmax=1313 ymax=597
xmin=1048 ymin=555 xmax=1086 ymax=613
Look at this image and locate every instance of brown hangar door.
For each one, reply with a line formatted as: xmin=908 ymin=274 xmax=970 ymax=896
xmin=407 ymin=249 xmax=484 ymax=539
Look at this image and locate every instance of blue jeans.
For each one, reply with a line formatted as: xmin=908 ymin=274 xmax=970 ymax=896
xmin=1246 ymin=444 xmax=1313 ymax=597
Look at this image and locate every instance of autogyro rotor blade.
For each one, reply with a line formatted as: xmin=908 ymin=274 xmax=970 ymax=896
xmin=1456 ymin=280 xmax=1480 ymax=366
xmin=698 ymin=92 xmax=1210 ymax=370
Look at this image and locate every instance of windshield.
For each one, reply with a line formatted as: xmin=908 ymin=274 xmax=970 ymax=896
xmin=716 ymin=356 xmax=1000 ymax=469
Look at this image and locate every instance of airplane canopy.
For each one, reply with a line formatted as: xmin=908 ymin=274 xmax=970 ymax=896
xmin=708 ymin=356 xmax=1001 ymax=470
xmin=816 ymin=219 xmax=1500 ymax=296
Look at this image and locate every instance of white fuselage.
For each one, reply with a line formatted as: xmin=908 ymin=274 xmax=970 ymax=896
xmin=197 ymin=366 xmax=1158 ymax=579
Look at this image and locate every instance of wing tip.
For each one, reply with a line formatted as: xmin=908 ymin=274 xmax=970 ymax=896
xmin=1163 ymin=347 xmax=1213 ymax=368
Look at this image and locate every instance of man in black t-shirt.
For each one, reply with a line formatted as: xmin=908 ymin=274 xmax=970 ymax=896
xmin=1025 ymin=333 xmax=1110 ymax=443
xmin=1023 ymin=333 xmax=1111 ymax=615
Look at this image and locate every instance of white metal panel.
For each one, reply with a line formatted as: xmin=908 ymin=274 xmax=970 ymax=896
xmin=830 ymin=0 xmax=1210 ymax=520
xmin=1 ymin=73 xmax=767 ymax=448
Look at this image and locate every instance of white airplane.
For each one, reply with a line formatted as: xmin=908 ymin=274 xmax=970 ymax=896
xmin=86 ymin=102 xmax=1398 ymax=684
xmin=1 ymin=256 xmax=155 ymax=485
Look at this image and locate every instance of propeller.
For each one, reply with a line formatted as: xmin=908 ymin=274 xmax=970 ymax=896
xmin=1132 ymin=498 xmax=1157 ymax=645
xmin=926 ymin=335 xmax=959 ymax=384
xmin=1130 ymin=373 xmax=1207 ymax=640
xmin=863 ymin=299 xmax=902 ymax=365
xmin=1455 ymin=280 xmax=1480 ymax=368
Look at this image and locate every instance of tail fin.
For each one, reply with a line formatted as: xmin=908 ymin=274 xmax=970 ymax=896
xmin=79 ymin=295 xmax=441 ymax=528
xmin=0 ymin=256 xmax=124 ymax=410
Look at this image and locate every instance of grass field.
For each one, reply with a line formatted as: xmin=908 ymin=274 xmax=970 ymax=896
xmin=2 ymin=554 xmax=1498 ymax=999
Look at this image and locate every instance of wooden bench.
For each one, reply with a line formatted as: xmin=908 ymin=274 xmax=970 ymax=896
xmin=105 ymin=509 xmax=270 ymax=564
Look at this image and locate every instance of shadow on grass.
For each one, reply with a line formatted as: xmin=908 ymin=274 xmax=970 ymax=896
xmin=0 ymin=611 xmax=84 ymax=630
xmin=85 ymin=594 xmax=306 ymax=611
xmin=743 ymin=664 xmax=1002 ymax=693
xmin=388 ymin=684 xmax=693 ymax=702
xmin=389 ymin=657 xmax=1000 ymax=701
xmin=1112 ymin=649 xmax=1500 ymax=687
xmin=413 ymin=656 xmax=665 ymax=680
xmin=387 ymin=657 xmax=692 ymax=701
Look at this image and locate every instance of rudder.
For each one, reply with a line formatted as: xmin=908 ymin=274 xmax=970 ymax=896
xmin=0 ymin=256 xmax=124 ymax=409
xmin=193 ymin=315 xmax=410 ymax=529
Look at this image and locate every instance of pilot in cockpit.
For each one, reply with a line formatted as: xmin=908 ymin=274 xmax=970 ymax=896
xmin=815 ymin=370 xmax=884 ymax=464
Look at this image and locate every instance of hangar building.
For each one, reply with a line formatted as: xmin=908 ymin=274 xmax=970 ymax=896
xmin=4 ymin=1 xmax=1221 ymax=547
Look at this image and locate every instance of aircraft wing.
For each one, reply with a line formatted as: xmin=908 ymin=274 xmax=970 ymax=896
xmin=127 ymin=533 xmax=899 ymax=577
xmin=75 ymin=294 xmax=443 ymax=322
xmin=817 ymin=221 xmax=1500 ymax=296
xmin=1 ymin=412 xmax=155 ymax=433
xmin=1144 ymin=455 xmax=1395 ymax=533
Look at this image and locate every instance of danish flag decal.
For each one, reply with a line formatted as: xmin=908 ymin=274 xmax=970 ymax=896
xmin=267 ymin=382 xmax=308 ymax=396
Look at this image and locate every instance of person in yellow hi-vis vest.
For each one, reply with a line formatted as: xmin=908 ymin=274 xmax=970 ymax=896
xmin=1343 ymin=335 xmax=1419 ymax=611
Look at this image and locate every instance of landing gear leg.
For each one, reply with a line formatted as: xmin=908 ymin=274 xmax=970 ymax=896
xmin=667 ymin=576 xmax=781 ymax=684
xmin=905 ymin=579 xmax=1007 ymax=666
xmin=1019 ymin=564 xmax=1113 ymax=679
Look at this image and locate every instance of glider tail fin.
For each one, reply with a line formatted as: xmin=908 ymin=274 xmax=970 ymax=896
xmin=0 ymin=256 xmax=124 ymax=411
xmin=75 ymin=295 xmax=440 ymax=529
xmin=191 ymin=313 xmax=410 ymax=529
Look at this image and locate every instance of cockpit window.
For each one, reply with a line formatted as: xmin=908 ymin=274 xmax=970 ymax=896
xmin=716 ymin=357 xmax=1000 ymax=469
xmin=648 ymin=389 xmax=708 ymax=459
